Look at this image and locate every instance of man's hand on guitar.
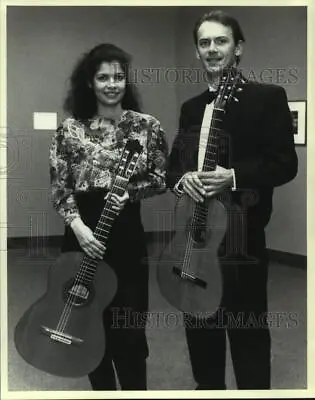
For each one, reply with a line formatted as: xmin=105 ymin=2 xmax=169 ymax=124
xmin=198 ymin=166 xmax=234 ymax=197
xmin=70 ymin=217 xmax=106 ymax=260
xmin=181 ymin=172 xmax=206 ymax=203
xmin=181 ymin=166 xmax=233 ymax=202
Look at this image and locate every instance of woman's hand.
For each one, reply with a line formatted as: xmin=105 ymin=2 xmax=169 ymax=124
xmin=105 ymin=191 xmax=129 ymax=212
xmin=70 ymin=217 xmax=106 ymax=260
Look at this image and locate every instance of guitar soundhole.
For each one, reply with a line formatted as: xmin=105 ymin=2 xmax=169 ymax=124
xmin=63 ymin=280 xmax=92 ymax=307
xmin=186 ymin=220 xmax=209 ymax=246
xmin=192 ymin=227 xmax=208 ymax=245
xmin=186 ymin=215 xmax=209 ymax=246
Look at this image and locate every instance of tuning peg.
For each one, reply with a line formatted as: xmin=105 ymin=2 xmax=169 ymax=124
xmin=232 ymin=96 xmax=239 ymax=102
xmin=237 ymin=87 xmax=243 ymax=92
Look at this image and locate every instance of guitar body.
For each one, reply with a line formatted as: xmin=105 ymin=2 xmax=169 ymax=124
xmin=157 ymin=194 xmax=228 ymax=318
xmin=14 ymin=252 xmax=117 ymax=378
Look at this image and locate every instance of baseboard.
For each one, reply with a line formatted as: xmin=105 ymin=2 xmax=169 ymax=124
xmin=7 ymin=232 xmax=306 ymax=269
xmin=6 ymin=232 xmax=174 ymax=250
xmin=266 ymin=249 xmax=306 ymax=269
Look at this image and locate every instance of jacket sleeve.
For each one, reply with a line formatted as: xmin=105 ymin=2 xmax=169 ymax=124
xmin=127 ymin=118 xmax=169 ymax=202
xmin=232 ymin=86 xmax=298 ymax=189
xmin=166 ymin=103 xmax=190 ymax=190
xmin=49 ymin=120 xmax=81 ymax=225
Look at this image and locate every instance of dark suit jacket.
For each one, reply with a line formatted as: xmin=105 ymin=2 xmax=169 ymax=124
xmin=167 ymin=80 xmax=298 ymax=237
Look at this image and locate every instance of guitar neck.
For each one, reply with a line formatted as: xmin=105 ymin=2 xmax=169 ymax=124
xmin=193 ymin=107 xmax=225 ymax=224
xmin=202 ymin=107 xmax=225 ymax=172
xmin=75 ymin=177 xmax=129 ymax=285
xmin=75 ymin=142 xmax=142 ymax=285
xmin=93 ymin=175 xmax=129 ymax=246
xmin=194 ymin=69 xmax=242 ymax=227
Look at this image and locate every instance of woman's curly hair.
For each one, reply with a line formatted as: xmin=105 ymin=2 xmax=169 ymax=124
xmin=63 ymin=43 xmax=141 ymax=120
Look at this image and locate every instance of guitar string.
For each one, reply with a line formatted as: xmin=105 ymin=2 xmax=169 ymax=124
xmin=179 ymin=72 xmax=242 ymax=314
xmin=181 ymin=108 xmax=220 ymax=277
xmin=180 ymin=149 xmax=214 ymax=275
xmin=180 ymin=70 xmax=236 ymax=279
xmin=55 ymin=172 xmax=125 ymax=334
xmin=56 ymin=172 xmax=130 ymax=333
xmin=56 ymin=150 xmax=141 ymax=335
xmin=181 ymin=115 xmax=217 ymax=276
xmin=56 ymin=175 xmax=130 ymax=333
xmin=54 ymin=151 xmax=131 ymax=332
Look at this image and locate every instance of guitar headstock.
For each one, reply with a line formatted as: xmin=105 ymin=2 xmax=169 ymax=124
xmin=125 ymin=139 xmax=143 ymax=155
xmin=214 ymin=68 xmax=246 ymax=109
xmin=117 ymin=139 xmax=143 ymax=180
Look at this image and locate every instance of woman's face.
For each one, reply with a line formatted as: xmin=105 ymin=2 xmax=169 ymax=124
xmin=92 ymin=61 xmax=126 ymax=108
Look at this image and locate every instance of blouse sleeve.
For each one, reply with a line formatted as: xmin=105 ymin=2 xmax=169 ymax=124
xmin=49 ymin=120 xmax=81 ymax=225
xmin=127 ymin=118 xmax=169 ymax=202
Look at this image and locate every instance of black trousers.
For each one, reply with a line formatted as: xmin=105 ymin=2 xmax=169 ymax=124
xmin=87 ymin=264 xmax=149 ymax=390
xmin=185 ymin=233 xmax=271 ymax=390
xmin=61 ymin=190 xmax=149 ymax=390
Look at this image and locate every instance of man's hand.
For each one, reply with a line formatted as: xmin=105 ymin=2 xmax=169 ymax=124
xmin=198 ymin=166 xmax=234 ymax=197
xmin=181 ymin=166 xmax=233 ymax=202
xmin=181 ymin=171 xmax=206 ymax=203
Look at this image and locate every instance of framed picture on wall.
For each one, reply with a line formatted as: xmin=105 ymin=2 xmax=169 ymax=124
xmin=288 ymin=101 xmax=307 ymax=146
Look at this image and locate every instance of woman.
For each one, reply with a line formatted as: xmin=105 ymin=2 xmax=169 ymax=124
xmin=49 ymin=43 xmax=168 ymax=390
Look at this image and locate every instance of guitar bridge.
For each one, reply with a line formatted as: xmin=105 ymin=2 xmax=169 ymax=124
xmin=172 ymin=267 xmax=207 ymax=289
xmin=41 ymin=326 xmax=84 ymax=346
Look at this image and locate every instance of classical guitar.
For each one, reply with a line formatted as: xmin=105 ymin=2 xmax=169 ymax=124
xmin=157 ymin=69 xmax=244 ymax=319
xmin=14 ymin=133 xmax=143 ymax=378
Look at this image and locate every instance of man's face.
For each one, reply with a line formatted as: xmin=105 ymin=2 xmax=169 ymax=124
xmin=196 ymin=21 xmax=242 ymax=76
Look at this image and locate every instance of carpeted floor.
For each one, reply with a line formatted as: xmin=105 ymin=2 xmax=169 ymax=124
xmin=6 ymin=239 xmax=306 ymax=391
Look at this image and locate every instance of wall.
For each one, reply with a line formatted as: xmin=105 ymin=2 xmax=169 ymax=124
xmin=174 ymin=6 xmax=307 ymax=255
xmin=7 ymin=6 xmax=307 ymax=256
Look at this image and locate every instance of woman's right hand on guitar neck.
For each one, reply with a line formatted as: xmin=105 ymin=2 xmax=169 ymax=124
xmin=70 ymin=217 xmax=106 ymax=260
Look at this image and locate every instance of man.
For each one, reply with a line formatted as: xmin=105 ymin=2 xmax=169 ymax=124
xmin=166 ymin=10 xmax=298 ymax=389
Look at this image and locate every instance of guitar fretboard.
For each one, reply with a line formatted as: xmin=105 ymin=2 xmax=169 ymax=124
xmin=75 ymin=146 xmax=141 ymax=285
xmin=193 ymin=107 xmax=225 ymax=226
xmin=202 ymin=107 xmax=224 ymax=172
xmin=94 ymin=175 xmax=128 ymax=244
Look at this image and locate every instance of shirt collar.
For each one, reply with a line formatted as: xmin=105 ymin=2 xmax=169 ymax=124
xmin=208 ymin=83 xmax=218 ymax=92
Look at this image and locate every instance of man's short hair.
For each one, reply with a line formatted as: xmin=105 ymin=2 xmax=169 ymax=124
xmin=193 ymin=10 xmax=245 ymax=46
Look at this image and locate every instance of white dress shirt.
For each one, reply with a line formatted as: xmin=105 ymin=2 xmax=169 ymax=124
xmin=174 ymin=84 xmax=236 ymax=196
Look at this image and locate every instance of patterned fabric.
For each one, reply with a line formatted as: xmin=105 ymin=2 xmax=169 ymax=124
xmin=49 ymin=110 xmax=168 ymax=225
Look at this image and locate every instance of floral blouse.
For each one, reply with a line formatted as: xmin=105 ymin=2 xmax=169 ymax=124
xmin=49 ymin=110 xmax=169 ymax=225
